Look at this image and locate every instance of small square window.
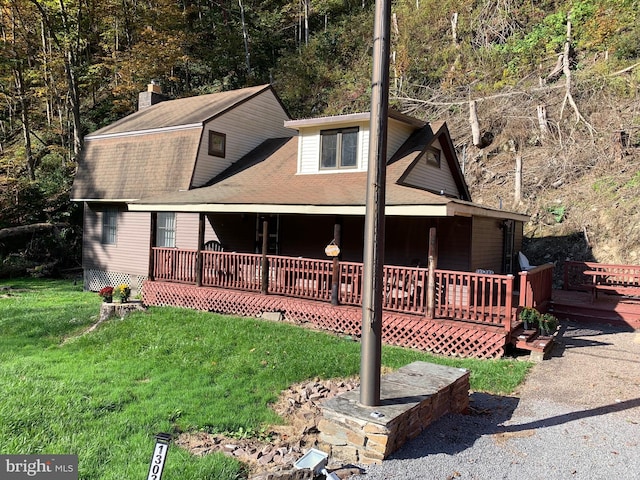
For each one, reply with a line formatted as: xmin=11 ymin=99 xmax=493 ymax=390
xmin=423 ymin=147 xmax=441 ymax=167
xmin=208 ymin=131 xmax=226 ymax=157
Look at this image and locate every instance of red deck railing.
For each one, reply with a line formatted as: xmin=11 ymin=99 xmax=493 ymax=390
xmin=518 ymin=263 xmax=554 ymax=312
xmin=564 ymin=261 xmax=640 ymax=291
xmin=435 ymin=269 xmax=515 ymax=328
xmin=150 ymin=248 xmax=550 ymax=329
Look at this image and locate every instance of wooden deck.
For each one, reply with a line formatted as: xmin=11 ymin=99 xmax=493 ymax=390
xmin=143 ymin=280 xmax=513 ymax=359
xmin=142 ymin=249 xmax=558 ymax=359
xmin=551 ymin=289 xmax=640 ymax=330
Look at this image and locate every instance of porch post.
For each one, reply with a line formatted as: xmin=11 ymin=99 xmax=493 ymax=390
xmin=360 ymin=0 xmax=391 ymax=407
xmin=331 ymin=222 xmax=341 ymax=306
xmin=261 ymin=219 xmax=269 ymax=294
xmin=196 ymin=213 xmax=205 ymax=287
xmin=426 ymin=227 xmax=438 ymax=319
xmin=148 ymin=212 xmax=157 ymax=281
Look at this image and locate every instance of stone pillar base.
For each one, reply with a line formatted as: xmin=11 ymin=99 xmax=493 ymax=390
xmin=318 ymin=361 xmax=470 ymax=464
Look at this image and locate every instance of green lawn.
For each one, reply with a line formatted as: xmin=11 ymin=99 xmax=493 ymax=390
xmin=0 ymin=278 xmax=532 ymax=479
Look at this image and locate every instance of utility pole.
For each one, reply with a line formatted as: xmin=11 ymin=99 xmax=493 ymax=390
xmin=360 ymin=0 xmax=391 ymax=407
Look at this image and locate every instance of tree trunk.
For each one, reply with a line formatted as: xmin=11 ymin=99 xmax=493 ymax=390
xmin=514 ymin=154 xmax=522 ymax=207
xmin=451 ymin=12 xmax=458 ymax=46
xmin=537 ymin=104 xmax=549 ymax=143
xmin=13 ymin=64 xmax=36 ymax=181
xmin=238 ymin=0 xmax=251 ymax=74
xmin=469 ymin=99 xmax=482 ymax=147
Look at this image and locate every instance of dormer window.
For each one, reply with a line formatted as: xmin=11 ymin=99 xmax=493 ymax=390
xmin=320 ymin=127 xmax=358 ymax=169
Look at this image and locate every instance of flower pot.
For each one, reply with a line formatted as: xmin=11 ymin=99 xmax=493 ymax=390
xmin=103 ymin=296 xmax=113 ymax=303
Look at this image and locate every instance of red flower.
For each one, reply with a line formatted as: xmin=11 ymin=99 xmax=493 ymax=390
xmin=99 ymin=286 xmax=114 ymax=297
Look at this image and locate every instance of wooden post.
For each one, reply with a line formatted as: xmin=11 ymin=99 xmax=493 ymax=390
xmin=331 ymin=222 xmax=341 ymax=306
xmin=148 ymin=213 xmax=157 ymax=281
xmin=426 ymin=227 xmax=438 ymax=319
xmin=195 ymin=214 xmax=205 ymax=287
xmin=261 ymin=219 xmax=269 ymax=294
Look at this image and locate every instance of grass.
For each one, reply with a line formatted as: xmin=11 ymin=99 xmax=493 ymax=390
xmin=0 ymin=278 xmax=532 ymax=479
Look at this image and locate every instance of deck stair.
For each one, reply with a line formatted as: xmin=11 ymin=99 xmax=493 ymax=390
xmin=509 ymin=324 xmax=556 ymax=360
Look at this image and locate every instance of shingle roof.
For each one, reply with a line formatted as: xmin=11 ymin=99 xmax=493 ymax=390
xmin=128 ymin=123 xmax=528 ymax=221
xmin=130 ymin=134 xmax=450 ymax=207
xmin=71 ymin=128 xmax=201 ymax=200
xmin=88 ymin=84 xmax=271 ymax=136
xmin=71 ymin=85 xmax=273 ymax=201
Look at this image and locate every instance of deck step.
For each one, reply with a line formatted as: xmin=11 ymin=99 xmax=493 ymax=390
xmin=510 ymin=326 xmax=556 ymax=361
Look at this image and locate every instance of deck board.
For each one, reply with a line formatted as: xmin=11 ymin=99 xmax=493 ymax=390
xmin=552 ymin=289 xmax=640 ymax=330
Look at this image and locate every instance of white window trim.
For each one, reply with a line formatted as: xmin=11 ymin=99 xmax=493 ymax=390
xmin=319 ymin=127 xmax=359 ymax=170
xmin=101 ymin=208 xmax=118 ymax=245
xmin=156 ymin=212 xmax=176 ymax=248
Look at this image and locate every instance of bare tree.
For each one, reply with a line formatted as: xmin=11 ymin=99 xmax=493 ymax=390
xmin=559 ymin=12 xmax=596 ymax=136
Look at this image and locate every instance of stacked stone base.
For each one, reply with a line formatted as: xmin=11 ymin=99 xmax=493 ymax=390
xmin=317 ymin=362 xmax=470 ymax=464
xmin=99 ymin=300 xmax=146 ymax=322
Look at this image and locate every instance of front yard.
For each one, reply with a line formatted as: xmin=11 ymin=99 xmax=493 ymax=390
xmin=0 ymin=279 xmax=531 ymax=479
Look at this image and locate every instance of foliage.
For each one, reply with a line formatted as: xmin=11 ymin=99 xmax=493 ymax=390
xmin=113 ymin=283 xmax=131 ymax=302
xmin=0 ymin=0 xmax=639 ymax=267
xmin=518 ymin=306 xmax=539 ymax=330
xmin=0 ymin=278 xmax=532 ymax=478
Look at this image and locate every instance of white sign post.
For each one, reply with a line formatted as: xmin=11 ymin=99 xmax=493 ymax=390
xmin=146 ymin=433 xmax=171 ymax=480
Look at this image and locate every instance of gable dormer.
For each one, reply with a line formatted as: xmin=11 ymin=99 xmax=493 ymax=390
xmin=285 ymin=110 xmax=425 ymax=175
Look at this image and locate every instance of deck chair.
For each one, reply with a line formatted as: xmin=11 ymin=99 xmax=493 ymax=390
xmin=203 ymin=240 xmax=224 ymax=251
xmin=518 ymin=251 xmax=537 ymax=271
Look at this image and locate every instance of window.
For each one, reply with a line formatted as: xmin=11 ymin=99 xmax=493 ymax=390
xmin=208 ymin=131 xmax=226 ymax=157
xmin=320 ymin=128 xmax=358 ymax=169
xmin=101 ymin=208 xmax=117 ymax=244
xmin=423 ymin=147 xmax=441 ymax=167
xmin=156 ymin=212 xmax=176 ymax=247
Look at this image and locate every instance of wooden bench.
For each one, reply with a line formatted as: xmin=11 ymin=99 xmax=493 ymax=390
xmin=583 ymin=270 xmax=640 ymax=302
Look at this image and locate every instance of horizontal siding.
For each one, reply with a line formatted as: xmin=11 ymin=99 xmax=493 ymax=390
xmin=83 ymin=204 xmax=150 ymax=276
xmin=386 ymin=120 xmax=415 ymax=159
xmin=174 ymin=212 xmax=220 ymax=249
xmin=298 ymin=121 xmax=369 ymax=174
xmin=298 ymin=119 xmax=415 ymax=175
xmin=471 ymin=216 xmax=504 ymax=273
xmin=401 ymin=139 xmax=460 ymax=197
xmin=191 ymin=90 xmax=293 ymax=186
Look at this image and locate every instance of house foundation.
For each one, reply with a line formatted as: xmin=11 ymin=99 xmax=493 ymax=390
xmin=317 ymin=362 xmax=470 ymax=464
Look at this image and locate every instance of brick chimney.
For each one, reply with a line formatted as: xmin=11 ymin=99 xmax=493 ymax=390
xmin=138 ymin=80 xmax=167 ymax=110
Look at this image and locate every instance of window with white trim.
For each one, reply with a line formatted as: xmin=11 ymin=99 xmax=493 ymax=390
xmin=320 ymin=127 xmax=358 ymax=169
xmin=101 ymin=208 xmax=118 ymax=244
xmin=156 ymin=212 xmax=176 ymax=247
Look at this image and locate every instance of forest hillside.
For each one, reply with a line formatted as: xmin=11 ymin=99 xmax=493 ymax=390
xmin=1 ymin=0 xmax=639 ymax=275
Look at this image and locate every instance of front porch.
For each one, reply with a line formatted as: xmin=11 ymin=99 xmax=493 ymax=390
xmin=143 ymin=248 xmax=554 ymax=359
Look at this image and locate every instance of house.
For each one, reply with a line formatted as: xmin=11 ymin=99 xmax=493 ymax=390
xmin=71 ymin=83 xmax=528 ymax=294
xmin=71 ymin=83 xmax=556 ymax=359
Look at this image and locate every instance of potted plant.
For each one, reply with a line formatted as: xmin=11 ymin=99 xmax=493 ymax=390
xmin=99 ymin=286 xmax=114 ymax=303
xmin=518 ymin=307 xmax=539 ymax=331
xmin=539 ymin=313 xmax=559 ymax=336
xmin=113 ymin=284 xmax=131 ymax=303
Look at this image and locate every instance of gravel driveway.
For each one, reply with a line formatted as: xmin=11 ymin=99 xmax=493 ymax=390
xmin=350 ymin=321 xmax=640 ymax=480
